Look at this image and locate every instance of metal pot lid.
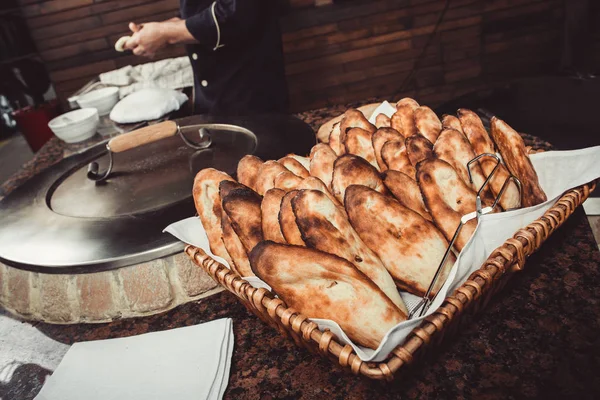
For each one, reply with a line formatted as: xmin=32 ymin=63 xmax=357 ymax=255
xmin=0 ymin=114 xmax=315 ymax=273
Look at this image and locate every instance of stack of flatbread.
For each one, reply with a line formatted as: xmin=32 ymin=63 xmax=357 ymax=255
xmin=192 ymin=98 xmax=546 ymax=349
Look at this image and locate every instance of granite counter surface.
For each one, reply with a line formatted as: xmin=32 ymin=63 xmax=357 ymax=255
xmin=1 ymin=105 xmax=598 ymax=399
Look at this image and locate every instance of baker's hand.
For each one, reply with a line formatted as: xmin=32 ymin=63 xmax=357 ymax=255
xmin=124 ymin=21 xmax=170 ymax=58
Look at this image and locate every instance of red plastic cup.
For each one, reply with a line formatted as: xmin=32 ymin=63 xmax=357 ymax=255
xmin=12 ymin=100 xmax=59 ymax=153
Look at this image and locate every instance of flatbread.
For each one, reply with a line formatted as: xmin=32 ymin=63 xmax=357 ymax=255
xmin=381 ymin=140 xmax=416 ymax=179
xmin=261 ymin=188 xmax=287 ymax=244
xmin=255 ymin=160 xmax=291 ymax=196
xmin=328 ymin=122 xmax=344 ymax=156
xmin=345 ymin=185 xmax=455 ymax=297
xmin=192 ymin=168 xmax=235 ymax=266
xmin=344 ymin=127 xmax=379 ymax=170
xmin=236 ymin=155 xmax=263 ymax=191
xmin=414 ymin=106 xmax=442 ymax=143
xmin=372 ymin=127 xmax=404 ymax=171
xmin=458 ymin=109 xmax=520 ymax=210
xmin=383 ymin=170 xmax=431 ymax=221
xmin=395 ymin=97 xmax=419 ymax=110
xmin=316 ymin=103 xmax=380 ymax=144
xmin=222 ymin=187 xmax=263 ymax=253
xmin=278 ymin=156 xmax=310 ymax=178
xmin=390 ymin=105 xmax=418 ymax=137
xmin=309 ymin=143 xmax=337 ymax=188
xmin=286 ymin=154 xmax=311 ymax=171
xmin=416 ymin=158 xmax=478 ymax=252
xmin=278 ymin=190 xmax=305 ymax=246
xmin=273 ymin=170 xmax=303 ymax=191
xmin=221 ymin=212 xmax=253 ymax=276
xmin=490 ymin=117 xmax=546 ymax=207
xmin=250 ymin=242 xmax=407 ymax=349
xmin=292 ymin=189 xmax=407 ymax=313
xmin=331 ymin=154 xmax=389 ymax=204
xmin=375 ymin=113 xmax=391 ymax=128
xmin=295 ymin=176 xmax=344 ymax=212
xmin=405 ymin=134 xmax=433 ymax=167
xmin=433 ymin=128 xmax=495 ymax=204
xmin=339 ymin=109 xmax=377 ymax=142
xmin=441 ymin=114 xmax=463 ymax=134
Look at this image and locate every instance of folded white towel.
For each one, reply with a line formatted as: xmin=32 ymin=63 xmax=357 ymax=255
xmin=35 ymin=318 xmax=234 ymax=400
xmin=99 ymin=57 xmax=194 ymax=99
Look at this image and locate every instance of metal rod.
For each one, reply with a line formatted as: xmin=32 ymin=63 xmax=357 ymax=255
xmin=177 ymin=125 xmax=212 ymax=150
xmin=467 ymin=153 xmax=501 ymax=217
xmin=87 ymin=143 xmax=113 ymax=182
xmin=409 ymin=220 xmax=465 ymax=318
xmin=492 ymin=175 xmax=523 ymax=211
xmin=86 ymin=124 xmax=213 ymax=182
xmin=408 ymin=153 xmax=518 ymax=319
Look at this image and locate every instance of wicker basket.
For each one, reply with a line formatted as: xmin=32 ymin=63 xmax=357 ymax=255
xmin=185 ymin=180 xmax=596 ymax=381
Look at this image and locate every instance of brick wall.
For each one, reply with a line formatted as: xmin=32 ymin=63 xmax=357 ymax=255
xmin=17 ymin=0 xmax=598 ymax=112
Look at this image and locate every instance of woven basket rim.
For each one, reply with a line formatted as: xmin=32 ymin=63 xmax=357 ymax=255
xmin=186 ymin=179 xmax=597 ymax=381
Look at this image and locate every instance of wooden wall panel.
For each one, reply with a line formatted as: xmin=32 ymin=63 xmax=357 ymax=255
xmin=16 ymin=0 xmax=598 ymax=113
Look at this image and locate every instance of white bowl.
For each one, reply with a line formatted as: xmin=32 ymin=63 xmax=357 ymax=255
xmin=48 ymin=108 xmax=99 ymax=143
xmin=76 ymin=87 xmax=119 ymax=116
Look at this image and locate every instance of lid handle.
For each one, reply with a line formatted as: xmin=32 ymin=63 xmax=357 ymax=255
xmin=108 ymin=120 xmax=178 ymax=153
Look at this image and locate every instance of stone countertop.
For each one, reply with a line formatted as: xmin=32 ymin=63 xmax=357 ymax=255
xmin=1 ymin=105 xmax=599 ymax=399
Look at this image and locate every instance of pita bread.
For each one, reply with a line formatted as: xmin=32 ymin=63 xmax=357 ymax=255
xmin=340 ymin=109 xmax=377 ymax=138
xmin=395 ymin=97 xmax=419 ymax=110
xmin=236 ymin=155 xmax=263 ymax=191
xmin=295 ymin=176 xmax=344 ymax=211
xmin=416 ymin=158 xmax=478 ymax=252
xmin=328 ymin=122 xmax=344 ymax=156
xmin=391 ymin=105 xmax=417 ymax=137
xmin=345 ymin=185 xmax=455 ymax=297
xmin=316 ymin=103 xmax=379 ymax=143
xmin=372 ymin=127 xmax=404 ymax=171
xmin=221 ymin=212 xmax=253 ymax=276
xmin=278 ymin=190 xmax=305 ymax=246
xmin=383 ymin=170 xmax=432 ymax=221
xmin=309 ymin=143 xmax=337 ymax=188
xmin=405 ymin=134 xmax=433 ymax=167
xmin=381 ymin=140 xmax=416 ymax=179
xmin=433 ymin=128 xmax=495 ymax=204
xmin=255 ymin=160 xmax=291 ymax=196
xmin=331 ymin=154 xmax=389 ymax=204
xmin=261 ymin=188 xmax=287 ymax=243
xmin=490 ymin=117 xmax=546 ymax=207
xmin=286 ymin=154 xmax=311 ymax=171
xmin=441 ymin=114 xmax=463 ymax=134
xmin=249 ymin=242 xmax=407 ymax=349
xmin=218 ymin=179 xmax=246 ymax=197
xmin=274 ymin=170 xmax=304 ymax=191
xmin=292 ymin=189 xmax=407 ymax=313
xmin=278 ymin=156 xmax=310 ymax=178
xmin=222 ymin=187 xmax=263 ymax=253
xmin=414 ymin=106 xmax=442 ymax=143
xmin=458 ymin=109 xmax=520 ymax=209
xmin=375 ymin=113 xmax=391 ymax=128
xmin=192 ymin=168 xmax=235 ymax=266
xmin=344 ymin=127 xmax=379 ymax=170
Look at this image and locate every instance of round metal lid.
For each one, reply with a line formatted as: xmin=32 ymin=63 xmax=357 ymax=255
xmin=0 ymin=114 xmax=315 ymax=273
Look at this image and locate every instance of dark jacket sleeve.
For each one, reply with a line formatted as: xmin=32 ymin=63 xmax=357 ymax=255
xmin=184 ymin=0 xmax=263 ymax=50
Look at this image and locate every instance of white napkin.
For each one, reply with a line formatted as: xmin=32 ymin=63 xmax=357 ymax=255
xmin=35 ymin=318 xmax=234 ymax=400
xmin=163 ymin=100 xmax=600 ymax=362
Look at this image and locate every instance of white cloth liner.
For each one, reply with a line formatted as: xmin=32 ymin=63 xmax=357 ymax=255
xmin=164 ymin=101 xmax=600 ymax=362
xmin=99 ymin=56 xmax=194 ymax=99
xmin=34 ymin=318 xmax=234 ymax=400
xmin=109 ymin=88 xmax=188 ymax=124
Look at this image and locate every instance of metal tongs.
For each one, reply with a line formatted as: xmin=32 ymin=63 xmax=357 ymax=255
xmin=408 ymin=153 xmax=523 ymax=318
xmin=87 ymin=120 xmax=212 ymax=182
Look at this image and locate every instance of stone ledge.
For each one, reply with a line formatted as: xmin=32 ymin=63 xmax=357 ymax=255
xmin=0 ymin=251 xmax=221 ymax=324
